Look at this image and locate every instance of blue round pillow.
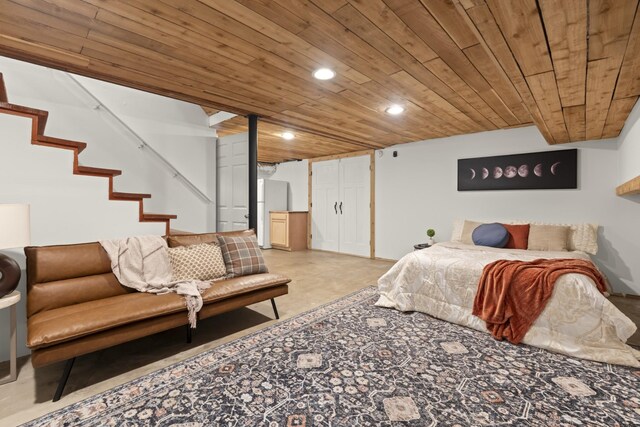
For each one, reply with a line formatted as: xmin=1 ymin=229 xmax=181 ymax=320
xmin=472 ymin=223 xmax=509 ymax=248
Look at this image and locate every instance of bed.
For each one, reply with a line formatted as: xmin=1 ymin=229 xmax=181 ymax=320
xmin=377 ymin=240 xmax=640 ymax=367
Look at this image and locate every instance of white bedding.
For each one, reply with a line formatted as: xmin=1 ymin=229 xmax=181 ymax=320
xmin=377 ymin=242 xmax=640 ymax=367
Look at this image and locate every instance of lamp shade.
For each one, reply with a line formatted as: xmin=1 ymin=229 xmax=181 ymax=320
xmin=0 ymin=204 xmax=31 ymax=249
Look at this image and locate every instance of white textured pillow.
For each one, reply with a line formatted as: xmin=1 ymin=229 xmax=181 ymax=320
xmin=572 ymin=223 xmax=598 ymax=254
xmin=451 ymin=219 xmax=484 ymax=243
xmin=451 ymin=219 xmax=464 ymax=242
xmin=552 ymin=223 xmax=598 ymax=254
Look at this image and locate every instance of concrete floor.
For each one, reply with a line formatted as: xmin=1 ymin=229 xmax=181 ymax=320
xmin=0 ymin=250 xmax=394 ymax=426
xmin=0 ymin=249 xmax=637 ymax=426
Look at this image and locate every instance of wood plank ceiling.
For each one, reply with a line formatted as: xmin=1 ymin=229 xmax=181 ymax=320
xmin=0 ymin=0 xmax=638 ymax=163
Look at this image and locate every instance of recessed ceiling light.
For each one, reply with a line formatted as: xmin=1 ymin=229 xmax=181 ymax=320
xmin=385 ymin=104 xmax=405 ymax=115
xmin=313 ymin=68 xmax=336 ymax=80
xmin=282 ymin=131 xmax=295 ymax=140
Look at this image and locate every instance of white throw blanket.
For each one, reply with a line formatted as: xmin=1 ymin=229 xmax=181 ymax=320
xmin=100 ymin=235 xmax=211 ymax=328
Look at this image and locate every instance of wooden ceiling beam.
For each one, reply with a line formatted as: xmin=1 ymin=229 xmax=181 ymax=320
xmin=0 ymin=0 xmax=638 ymax=162
xmin=538 ymin=0 xmax=587 ymax=108
xmin=453 ymin=1 xmax=557 ymax=143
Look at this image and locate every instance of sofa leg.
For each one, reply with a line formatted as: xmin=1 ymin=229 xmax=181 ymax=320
xmin=53 ymin=358 xmax=75 ymax=402
xmin=186 ymin=325 xmax=193 ymax=344
xmin=270 ymin=298 xmax=280 ymax=320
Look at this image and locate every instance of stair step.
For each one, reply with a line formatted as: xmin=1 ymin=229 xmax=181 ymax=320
xmin=111 ymin=192 xmax=152 ymax=201
xmin=37 ymin=135 xmax=87 ymax=153
xmin=0 ymin=73 xmax=7 ymax=102
xmin=0 ymin=73 xmax=174 ymax=237
xmin=141 ymin=213 xmax=178 ymax=221
xmin=0 ymin=102 xmax=48 ymax=134
xmin=76 ymin=165 xmax=122 ymax=177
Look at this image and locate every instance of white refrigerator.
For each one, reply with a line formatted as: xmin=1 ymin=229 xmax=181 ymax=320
xmin=258 ymin=179 xmax=288 ymax=249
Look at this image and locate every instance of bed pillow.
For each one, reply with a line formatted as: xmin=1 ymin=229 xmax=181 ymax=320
xmin=505 ymin=221 xmax=598 ymax=254
xmin=472 ymin=223 xmax=509 ymax=248
xmin=459 ymin=220 xmax=484 ymax=244
xmin=568 ymin=223 xmax=598 ymax=254
xmin=217 ymin=234 xmax=268 ymax=278
xmin=168 ymin=243 xmax=227 ymax=281
xmin=527 ymin=225 xmax=569 ymax=251
xmin=501 ymin=223 xmax=530 ymax=250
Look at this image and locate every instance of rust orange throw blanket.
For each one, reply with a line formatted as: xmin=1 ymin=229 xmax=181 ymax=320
xmin=472 ymin=259 xmax=608 ymax=344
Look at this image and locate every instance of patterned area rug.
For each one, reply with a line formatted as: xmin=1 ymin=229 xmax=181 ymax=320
xmin=24 ymin=287 xmax=640 ymax=426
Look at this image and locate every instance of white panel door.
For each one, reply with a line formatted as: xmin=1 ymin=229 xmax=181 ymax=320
xmin=338 ymin=155 xmax=371 ymax=257
xmin=217 ymin=136 xmax=248 ymax=231
xmin=312 ymin=159 xmax=340 ymax=251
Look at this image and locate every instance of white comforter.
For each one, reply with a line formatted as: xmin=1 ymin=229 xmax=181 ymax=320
xmin=377 ymin=242 xmax=640 ymax=367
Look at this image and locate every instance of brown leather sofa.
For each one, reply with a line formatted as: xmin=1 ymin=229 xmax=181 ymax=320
xmin=24 ymin=230 xmax=290 ymax=401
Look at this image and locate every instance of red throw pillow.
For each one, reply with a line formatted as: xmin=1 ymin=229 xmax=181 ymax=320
xmin=501 ymin=224 xmax=530 ymax=250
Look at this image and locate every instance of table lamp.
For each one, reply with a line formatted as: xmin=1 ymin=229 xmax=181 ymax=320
xmin=0 ymin=204 xmax=31 ymax=298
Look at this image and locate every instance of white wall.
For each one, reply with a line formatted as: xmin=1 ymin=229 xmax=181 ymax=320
xmin=618 ymin=101 xmax=640 ymax=183
xmin=270 ymin=160 xmax=309 ymax=211
xmin=375 ymin=126 xmax=640 ymax=295
xmin=0 ymin=57 xmax=217 ymax=361
xmin=1 ymin=57 xmax=216 ymax=232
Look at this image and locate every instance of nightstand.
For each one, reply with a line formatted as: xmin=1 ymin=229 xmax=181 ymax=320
xmin=413 ymin=243 xmax=431 ymax=251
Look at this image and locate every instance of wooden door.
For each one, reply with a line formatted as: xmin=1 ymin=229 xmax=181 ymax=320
xmin=338 ymin=155 xmax=371 ymax=257
xmin=311 ymin=159 xmax=340 ymax=252
xmin=217 ymin=135 xmax=248 ymax=231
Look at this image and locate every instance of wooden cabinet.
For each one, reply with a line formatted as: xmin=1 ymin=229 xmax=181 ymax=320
xmin=270 ymin=211 xmax=308 ymax=251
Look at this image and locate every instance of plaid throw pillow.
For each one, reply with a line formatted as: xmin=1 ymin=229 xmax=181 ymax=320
xmin=217 ymin=234 xmax=268 ymax=278
xmin=168 ymin=243 xmax=227 ymax=281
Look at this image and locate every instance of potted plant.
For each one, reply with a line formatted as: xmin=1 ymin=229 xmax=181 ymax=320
xmin=426 ymin=228 xmax=436 ymax=245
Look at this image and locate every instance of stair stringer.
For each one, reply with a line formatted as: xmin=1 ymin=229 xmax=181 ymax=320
xmin=0 ymin=72 xmax=177 ymax=235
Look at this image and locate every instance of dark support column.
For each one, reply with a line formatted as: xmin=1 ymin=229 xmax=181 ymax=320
xmin=248 ymin=114 xmax=258 ymax=232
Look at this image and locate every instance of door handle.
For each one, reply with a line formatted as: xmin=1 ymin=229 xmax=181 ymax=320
xmin=334 ymin=202 xmax=338 ymax=214
xmin=244 ymin=214 xmax=249 ymax=219
xmin=339 ymin=202 xmax=343 ymax=214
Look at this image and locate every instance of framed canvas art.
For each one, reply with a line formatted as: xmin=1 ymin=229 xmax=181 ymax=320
xmin=457 ymin=149 xmax=577 ymax=191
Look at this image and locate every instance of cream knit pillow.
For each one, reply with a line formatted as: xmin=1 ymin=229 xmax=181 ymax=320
xmin=527 ymin=224 xmax=570 ymax=251
xmin=168 ymin=243 xmax=227 ymax=281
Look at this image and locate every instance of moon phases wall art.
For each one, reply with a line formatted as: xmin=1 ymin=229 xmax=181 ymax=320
xmin=457 ymin=149 xmax=577 ymax=191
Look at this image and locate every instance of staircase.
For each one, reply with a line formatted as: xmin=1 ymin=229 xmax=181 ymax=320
xmin=0 ymin=73 xmax=177 ymax=235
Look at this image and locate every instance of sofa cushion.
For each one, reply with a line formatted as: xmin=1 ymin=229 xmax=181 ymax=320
xmin=27 ymin=292 xmax=186 ymax=349
xmin=167 ymin=229 xmax=256 ymax=248
xmin=217 ymin=234 xmax=268 ymax=278
xmin=201 ymin=273 xmax=291 ymax=303
xmin=168 ymin=243 xmax=226 ymax=281
xmin=28 ymin=273 xmax=131 ymax=317
xmin=25 ymin=242 xmax=112 ymax=286
xmin=27 ymin=273 xmax=291 ymax=350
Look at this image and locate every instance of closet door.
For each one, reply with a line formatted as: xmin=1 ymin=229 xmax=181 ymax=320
xmin=311 ymin=159 xmax=340 ymax=252
xmin=338 ymin=155 xmax=371 ymax=257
